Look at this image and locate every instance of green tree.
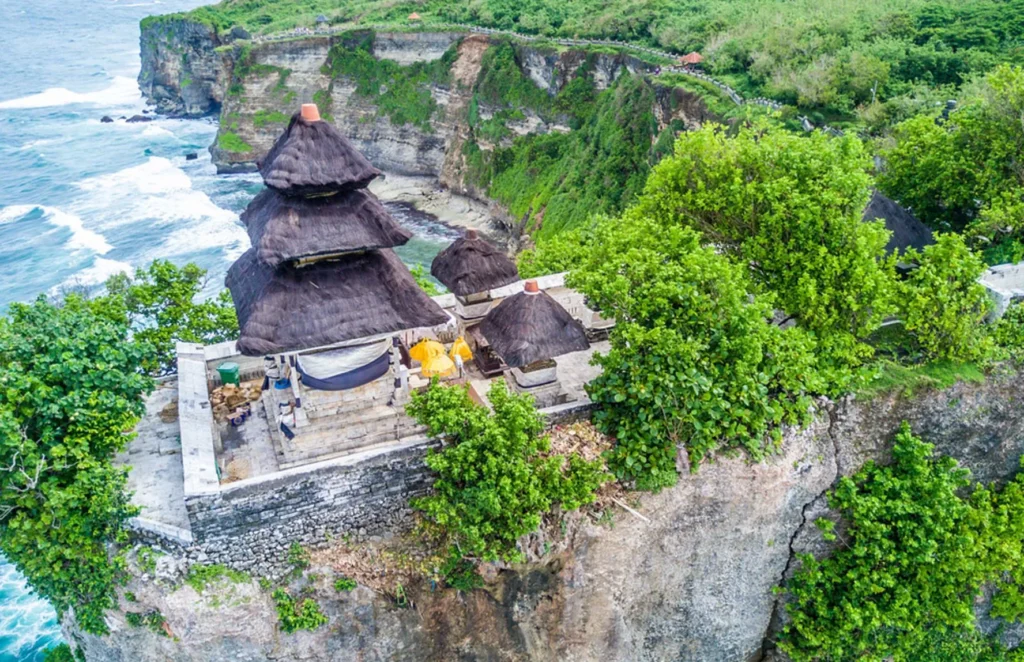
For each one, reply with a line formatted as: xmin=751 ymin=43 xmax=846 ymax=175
xmin=879 ymin=65 xmax=1024 ymax=252
xmin=407 ymin=381 xmax=607 ymax=562
xmin=898 ymin=233 xmax=994 ymax=362
xmin=635 ymin=123 xmax=897 ymax=368
xmin=780 ymin=423 xmax=1024 ymax=661
xmin=0 ymin=295 xmax=153 ymax=634
xmin=102 ymin=260 xmax=238 ymax=374
xmin=568 ymin=215 xmax=824 ymax=488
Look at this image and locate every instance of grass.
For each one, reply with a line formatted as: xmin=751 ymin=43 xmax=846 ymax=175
xmin=253 ymin=109 xmax=290 ymax=128
xmin=857 ymin=359 xmax=986 ymax=399
xmin=185 ymin=564 xmax=250 ymax=593
xmin=217 ymin=131 xmax=253 ymax=154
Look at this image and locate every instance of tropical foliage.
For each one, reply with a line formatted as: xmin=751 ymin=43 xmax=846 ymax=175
xmin=780 ymin=424 xmax=1024 ymax=661
xmin=879 ymin=65 xmax=1024 ymax=259
xmin=567 ymin=214 xmax=823 ymax=488
xmin=0 ymin=295 xmax=153 ymax=634
xmin=103 ymin=260 xmax=238 ymax=375
xmin=407 ymin=381 xmax=607 ymax=562
xmin=898 ymin=233 xmax=995 ymax=362
xmin=634 ymin=123 xmax=896 ymax=369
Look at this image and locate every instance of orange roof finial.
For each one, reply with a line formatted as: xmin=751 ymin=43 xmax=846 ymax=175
xmin=301 ymin=103 xmax=321 ymax=122
xmin=465 ymin=229 xmax=478 ymax=240
xmin=524 ymin=280 xmax=539 ymax=294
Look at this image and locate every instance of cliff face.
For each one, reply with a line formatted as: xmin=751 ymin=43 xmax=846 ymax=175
xmin=138 ymin=17 xmax=232 ymax=117
xmin=65 ymin=372 xmax=1024 ymax=662
xmin=136 ymin=24 xmax=714 ymax=181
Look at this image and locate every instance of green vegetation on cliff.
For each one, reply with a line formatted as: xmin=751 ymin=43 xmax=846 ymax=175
xmin=162 ymin=0 xmax=1024 ymax=121
xmin=781 ymin=424 xmax=1024 ymax=661
xmin=407 ymin=380 xmax=607 ymax=562
xmin=324 ymin=31 xmax=457 ymax=130
xmin=0 ymin=262 xmax=237 ymax=635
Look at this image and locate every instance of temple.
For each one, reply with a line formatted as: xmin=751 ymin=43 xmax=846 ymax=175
xmin=225 ymin=103 xmax=449 ymax=467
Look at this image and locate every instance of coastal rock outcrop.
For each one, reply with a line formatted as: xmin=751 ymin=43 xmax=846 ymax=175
xmin=64 ymin=371 xmax=1024 ymax=661
xmin=138 ymin=17 xmax=231 ymax=116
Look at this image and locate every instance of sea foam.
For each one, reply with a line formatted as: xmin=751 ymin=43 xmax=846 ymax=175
xmin=0 ymin=76 xmax=140 ymax=110
xmin=0 ymin=205 xmax=113 ymax=254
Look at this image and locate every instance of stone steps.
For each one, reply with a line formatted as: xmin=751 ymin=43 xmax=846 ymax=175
xmin=276 ymin=405 xmax=426 ymax=469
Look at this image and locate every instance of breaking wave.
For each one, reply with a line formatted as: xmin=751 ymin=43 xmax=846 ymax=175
xmin=0 ymin=205 xmax=112 ymax=254
xmin=0 ymin=76 xmax=140 ymax=110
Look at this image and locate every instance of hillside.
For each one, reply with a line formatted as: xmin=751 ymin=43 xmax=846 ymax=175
xmin=150 ymin=0 xmax=1024 ymax=123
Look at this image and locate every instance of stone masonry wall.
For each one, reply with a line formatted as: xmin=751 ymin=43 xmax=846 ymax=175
xmin=179 ymin=440 xmax=436 ymax=576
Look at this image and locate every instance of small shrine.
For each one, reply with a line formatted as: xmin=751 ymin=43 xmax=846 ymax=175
xmin=430 ymin=228 xmax=519 ymax=323
xmin=478 ymin=279 xmax=591 ymax=407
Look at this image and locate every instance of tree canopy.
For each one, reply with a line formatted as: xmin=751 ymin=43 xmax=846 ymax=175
xmin=632 ymin=123 xmax=897 ymax=368
xmin=567 ymin=214 xmax=823 ymax=488
xmin=879 ymin=65 xmax=1024 ymax=262
xmin=0 ymin=294 xmax=153 ymax=634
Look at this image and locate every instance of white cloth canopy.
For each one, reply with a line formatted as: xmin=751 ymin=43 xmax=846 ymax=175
xmin=297 ymin=338 xmax=391 ymax=380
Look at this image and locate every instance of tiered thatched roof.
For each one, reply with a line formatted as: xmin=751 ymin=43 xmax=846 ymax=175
xmin=430 ymin=230 xmax=519 ymax=296
xmin=259 ymin=112 xmax=381 ymax=196
xmin=227 ymin=103 xmax=448 ymax=355
xmin=227 ymin=248 xmax=450 ymax=355
xmin=242 ymin=188 xmax=412 ymax=267
xmin=862 ymin=190 xmax=934 ymax=255
xmin=479 ymin=282 xmax=589 ymax=368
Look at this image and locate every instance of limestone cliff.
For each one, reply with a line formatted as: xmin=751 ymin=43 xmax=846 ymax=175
xmin=138 ymin=16 xmax=232 ymax=117
xmin=136 ymin=22 xmax=715 ymax=184
xmin=63 ymin=372 xmax=1024 ymax=661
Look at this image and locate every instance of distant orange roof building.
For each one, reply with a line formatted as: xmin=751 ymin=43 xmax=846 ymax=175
xmin=408 ymin=12 xmax=422 ymax=21
xmin=679 ymin=51 xmax=704 ymax=66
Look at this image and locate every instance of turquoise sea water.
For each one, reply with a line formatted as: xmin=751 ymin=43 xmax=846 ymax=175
xmin=0 ymin=1 xmax=454 ymax=658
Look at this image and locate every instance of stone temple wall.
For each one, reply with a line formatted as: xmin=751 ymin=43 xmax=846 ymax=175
xmin=169 ymin=439 xmax=437 ymax=576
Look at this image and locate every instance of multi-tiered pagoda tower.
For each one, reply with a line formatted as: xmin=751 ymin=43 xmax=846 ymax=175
xmin=226 ymin=104 xmax=448 ymax=463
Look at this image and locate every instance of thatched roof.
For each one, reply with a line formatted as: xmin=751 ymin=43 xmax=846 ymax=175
xmin=479 ymin=284 xmax=589 ymax=368
xmin=227 ymin=248 xmax=449 ymax=355
xmin=258 ymin=113 xmax=381 ymax=196
xmin=430 ymin=231 xmax=519 ymax=296
xmin=862 ymin=190 xmax=934 ymax=255
xmin=242 ymin=188 xmax=412 ymax=267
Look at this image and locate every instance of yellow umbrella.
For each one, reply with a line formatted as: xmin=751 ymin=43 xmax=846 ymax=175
xmin=449 ymin=336 xmax=473 ymax=362
xmin=421 ymin=353 xmax=456 ymax=378
xmin=410 ymin=339 xmax=445 ymax=363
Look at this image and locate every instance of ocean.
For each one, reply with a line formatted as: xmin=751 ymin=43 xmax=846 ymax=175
xmin=0 ymin=1 xmax=453 ymax=658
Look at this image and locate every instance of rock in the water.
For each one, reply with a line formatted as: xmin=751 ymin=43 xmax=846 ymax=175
xmin=126 ymin=115 xmax=153 ymax=123
xmin=100 ymin=115 xmax=114 ymax=123
xmin=185 ymin=152 xmax=198 ymax=161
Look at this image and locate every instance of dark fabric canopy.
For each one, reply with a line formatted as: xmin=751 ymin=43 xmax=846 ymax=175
xmin=862 ymin=190 xmax=934 ymax=255
xmin=227 ymin=248 xmax=449 ymax=356
xmin=430 ymin=234 xmax=520 ymax=296
xmin=479 ymin=291 xmax=589 ymax=368
xmin=259 ymin=113 xmax=381 ymax=196
xmin=242 ymin=188 xmax=412 ymax=267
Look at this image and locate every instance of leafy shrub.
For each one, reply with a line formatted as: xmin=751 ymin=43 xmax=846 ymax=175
xmin=568 ymin=216 xmax=824 ymax=488
xmin=272 ymin=589 xmax=328 ymax=633
xmin=634 ymin=122 xmax=896 ymax=369
xmin=409 ymin=264 xmax=440 ymax=295
xmin=287 ymin=543 xmax=310 ymax=571
xmin=136 ymin=547 xmax=160 ymax=574
xmin=102 ymin=260 xmax=239 ymax=375
xmin=0 ymin=295 xmax=153 ymax=635
xmin=333 ymin=576 xmax=357 ymax=592
xmin=779 ymin=423 xmax=1024 ymax=660
xmin=439 ymin=549 xmax=483 ymax=591
xmin=408 ymin=381 xmax=607 ymax=562
xmin=41 ymin=644 xmax=76 ymax=662
xmin=898 ymin=233 xmax=994 ymax=362
xmin=994 ymin=301 xmax=1024 ymax=362
xmin=125 ymin=612 xmax=144 ymax=627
